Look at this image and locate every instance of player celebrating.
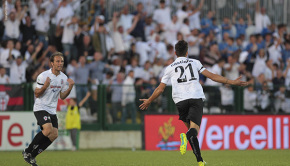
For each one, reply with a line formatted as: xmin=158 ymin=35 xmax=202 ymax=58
xmin=22 ymin=52 xmax=74 ymax=166
xmin=139 ymin=40 xmax=248 ymax=166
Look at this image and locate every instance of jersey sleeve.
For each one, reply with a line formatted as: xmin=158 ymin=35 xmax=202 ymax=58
xmin=36 ymin=74 xmax=45 ymax=89
xmin=196 ymin=60 xmax=206 ymax=73
xmin=161 ymin=67 xmax=171 ymax=85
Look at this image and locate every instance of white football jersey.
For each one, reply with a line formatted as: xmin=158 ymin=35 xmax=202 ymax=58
xmin=33 ymin=69 xmax=69 ymax=114
xmin=161 ymin=57 xmax=206 ymax=103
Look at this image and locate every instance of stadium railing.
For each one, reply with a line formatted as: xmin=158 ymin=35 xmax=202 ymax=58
xmin=1 ymin=83 xmax=289 ymax=131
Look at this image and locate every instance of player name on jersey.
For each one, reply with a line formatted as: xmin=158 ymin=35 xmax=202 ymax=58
xmin=170 ymin=59 xmax=194 ymax=67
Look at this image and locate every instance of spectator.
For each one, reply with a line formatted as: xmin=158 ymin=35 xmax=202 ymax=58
xmin=244 ymin=85 xmax=258 ymax=112
xmin=3 ymin=11 xmax=23 ymax=41
xmin=35 ymin=8 xmax=50 ymax=49
xmin=0 ymin=40 xmax=20 ymax=71
xmin=257 ymin=82 xmax=271 ymax=112
xmin=264 ymin=59 xmax=274 ymax=89
xmin=201 ymin=11 xmax=214 ymax=36
xmin=224 ymin=56 xmax=240 ymax=81
xmin=272 ymin=69 xmax=285 ymax=92
xmin=152 ymin=58 xmax=164 ymax=78
xmin=179 ymin=18 xmax=191 ymax=38
xmin=66 ymin=59 xmax=78 ymax=81
xmin=152 ymin=0 xmax=171 ymax=29
xmin=225 ymin=37 xmax=238 ymax=57
xmin=9 ymin=56 xmax=28 ymax=84
xmin=90 ymin=0 xmax=107 ymax=25
xmin=219 ymin=84 xmax=234 ymax=113
xmin=112 ymin=12 xmax=138 ymax=55
xmin=119 ymin=5 xmax=134 ymax=32
xmin=122 ymin=70 xmax=136 ymax=124
xmin=135 ymin=41 xmax=151 ymax=66
xmin=187 ymin=29 xmax=203 ymax=59
xmin=144 ymin=16 xmax=156 ymax=41
xmin=55 ymin=0 xmax=74 ymax=26
xmin=0 ymin=66 xmax=9 ymax=84
xmin=74 ymin=56 xmax=90 ymax=104
xmin=255 ymin=0 xmax=271 ymax=34
xmin=274 ymin=85 xmax=286 ymax=113
xmin=252 ymin=49 xmax=267 ymax=78
xmin=89 ymin=52 xmax=107 ymax=83
xmin=150 ymin=34 xmax=168 ymax=61
xmin=141 ymin=61 xmax=153 ymax=83
xmin=218 ymin=32 xmax=230 ymax=58
xmin=130 ymin=2 xmax=146 ymax=41
xmin=91 ymin=15 xmax=106 ymax=57
xmin=232 ymin=12 xmax=252 ymax=38
xmin=62 ymin=15 xmax=79 ymax=64
xmin=164 ymin=15 xmax=180 ymax=44
xmin=28 ymin=0 xmax=39 ymax=22
xmin=127 ymin=43 xmax=140 ymax=63
xmin=203 ymin=43 xmax=220 ymax=68
xmin=76 ymin=35 xmax=95 ymax=59
xmin=20 ymin=15 xmax=36 ymax=45
xmin=108 ymin=72 xmax=125 ymax=123
xmin=188 ymin=0 xmax=205 ymax=30
xmin=126 ymin=57 xmax=143 ymax=78
xmin=245 ymin=35 xmax=259 ymax=72
xmin=176 ymin=0 xmax=204 ymax=27
xmin=221 ymin=17 xmax=232 ymax=37
xmin=282 ymin=41 xmax=290 ymax=65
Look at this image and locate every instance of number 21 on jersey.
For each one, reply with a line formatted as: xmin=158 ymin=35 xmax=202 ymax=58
xmin=175 ymin=63 xmax=197 ymax=83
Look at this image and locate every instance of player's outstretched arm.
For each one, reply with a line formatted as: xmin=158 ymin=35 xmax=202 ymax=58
xmin=139 ymin=83 xmax=166 ymax=110
xmin=201 ymin=69 xmax=248 ymax=86
xmin=35 ymin=77 xmax=50 ymax=98
xmin=60 ymin=78 xmax=75 ymax=100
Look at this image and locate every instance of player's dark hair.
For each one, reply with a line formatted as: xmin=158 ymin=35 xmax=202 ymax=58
xmin=175 ymin=40 xmax=188 ymax=57
xmin=50 ymin=52 xmax=64 ymax=62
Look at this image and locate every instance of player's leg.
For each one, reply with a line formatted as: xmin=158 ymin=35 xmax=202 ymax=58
xmin=186 ymin=121 xmax=203 ymax=161
xmin=176 ymin=100 xmax=189 ymax=155
xmin=183 ymin=122 xmax=190 ymax=129
xmin=31 ymin=114 xmax=59 ymax=158
xmin=23 ymin=122 xmax=53 ymax=166
xmin=25 ymin=111 xmax=53 ymax=153
xmin=186 ymin=99 xmax=205 ymax=165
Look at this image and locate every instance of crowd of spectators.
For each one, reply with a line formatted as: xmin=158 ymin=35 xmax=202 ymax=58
xmin=0 ymin=0 xmax=290 ymax=123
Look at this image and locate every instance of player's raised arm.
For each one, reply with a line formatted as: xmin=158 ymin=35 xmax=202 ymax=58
xmin=139 ymin=82 xmax=166 ymax=110
xmin=201 ymin=69 xmax=248 ymax=86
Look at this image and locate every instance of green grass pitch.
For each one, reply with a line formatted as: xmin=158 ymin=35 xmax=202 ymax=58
xmin=0 ymin=149 xmax=289 ymax=166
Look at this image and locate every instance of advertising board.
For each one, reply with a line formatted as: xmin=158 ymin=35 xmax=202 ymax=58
xmin=144 ymin=115 xmax=290 ymax=150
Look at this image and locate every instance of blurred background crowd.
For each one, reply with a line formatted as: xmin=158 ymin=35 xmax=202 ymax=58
xmin=0 ymin=0 xmax=290 ymax=124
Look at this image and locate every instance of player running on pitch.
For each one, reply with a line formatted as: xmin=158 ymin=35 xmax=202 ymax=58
xmin=139 ymin=40 xmax=248 ymax=166
xmin=22 ymin=52 xmax=74 ymax=166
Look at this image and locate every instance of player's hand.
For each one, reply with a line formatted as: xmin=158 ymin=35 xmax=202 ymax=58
xmin=43 ymin=77 xmax=51 ymax=89
xmin=232 ymin=76 xmax=248 ymax=86
xmin=67 ymin=78 xmax=75 ymax=88
xmin=139 ymin=99 xmax=151 ymax=110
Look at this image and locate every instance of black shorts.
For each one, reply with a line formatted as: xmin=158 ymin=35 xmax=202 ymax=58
xmin=176 ymin=98 xmax=204 ymax=126
xmin=34 ymin=111 xmax=58 ymax=130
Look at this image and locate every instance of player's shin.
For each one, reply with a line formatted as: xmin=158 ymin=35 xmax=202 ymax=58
xmin=31 ymin=136 xmax=52 ymax=157
xmin=25 ymin=131 xmax=47 ymax=153
xmin=186 ymin=128 xmax=203 ymax=162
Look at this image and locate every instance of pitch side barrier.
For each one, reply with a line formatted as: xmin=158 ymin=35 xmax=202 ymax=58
xmin=144 ymin=114 xmax=290 ymax=151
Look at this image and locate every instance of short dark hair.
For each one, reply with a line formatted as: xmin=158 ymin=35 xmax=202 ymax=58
xmin=175 ymin=40 xmax=188 ymax=57
xmin=50 ymin=52 xmax=63 ymax=62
